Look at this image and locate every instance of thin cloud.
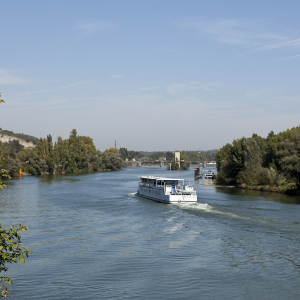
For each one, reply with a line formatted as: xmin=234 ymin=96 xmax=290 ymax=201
xmin=110 ymin=75 xmax=123 ymax=79
xmin=274 ymin=54 xmax=300 ymax=60
xmin=167 ymin=82 xmax=222 ymax=93
xmin=24 ymin=80 xmax=96 ymax=95
xmin=172 ymin=17 xmax=288 ymax=46
xmin=0 ymin=69 xmax=29 ymax=85
xmin=246 ymin=38 xmax=300 ymax=53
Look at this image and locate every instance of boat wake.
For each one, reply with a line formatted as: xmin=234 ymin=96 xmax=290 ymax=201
xmin=175 ymin=202 xmax=213 ymax=212
xmin=126 ymin=192 xmax=138 ymax=197
xmin=175 ymin=202 xmax=250 ymax=220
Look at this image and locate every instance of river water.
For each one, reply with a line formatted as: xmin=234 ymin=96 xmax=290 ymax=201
xmin=1 ymin=167 xmax=300 ymax=299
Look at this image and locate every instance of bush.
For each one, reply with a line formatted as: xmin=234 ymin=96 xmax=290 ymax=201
xmin=237 ymin=169 xmax=258 ymax=185
xmin=28 ymin=155 xmax=47 ymax=175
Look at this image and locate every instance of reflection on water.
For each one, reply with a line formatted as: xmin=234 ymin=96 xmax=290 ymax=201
xmin=0 ymin=168 xmax=300 ymax=299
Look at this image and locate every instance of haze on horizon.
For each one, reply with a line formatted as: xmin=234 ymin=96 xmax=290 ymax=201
xmin=1 ymin=0 xmax=300 ymax=152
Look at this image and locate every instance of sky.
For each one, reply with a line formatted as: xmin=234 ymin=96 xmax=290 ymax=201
xmin=1 ymin=0 xmax=300 ymax=151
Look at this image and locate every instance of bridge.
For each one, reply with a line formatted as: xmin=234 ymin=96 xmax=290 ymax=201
xmin=124 ymin=160 xmax=216 ymax=168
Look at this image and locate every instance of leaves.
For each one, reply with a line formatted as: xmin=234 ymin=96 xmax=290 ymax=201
xmin=0 ymin=223 xmax=31 ymax=297
xmin=216 ymin=126 xmax=300 ymax=187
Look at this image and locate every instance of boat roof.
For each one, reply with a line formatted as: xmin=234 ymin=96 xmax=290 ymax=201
xmin=139 ymin=176 xmax=184 ymax=181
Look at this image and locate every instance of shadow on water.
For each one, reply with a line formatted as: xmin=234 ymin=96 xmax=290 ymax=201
xmin=215 ymin=186 xmax=300 ymax=205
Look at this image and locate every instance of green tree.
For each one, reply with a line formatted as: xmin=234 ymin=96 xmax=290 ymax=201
xmin=0 ymin=223 xmax=30 ymax=297
xmin=119 ymin=148 xmax=128 ymax=160
xmin=100 ymin=150 xmax=122 ymax=170
xmin=0 ymin=170 xmax=10 ymax=189
xmin=277 ymin=132 xmax=300 ymax=187
xmin=216 ymin=138 xmax=246 ymax=184
xmin=28 ymin=155 xmax=47 ymax=175
xmin=149 ymin=151 xmax=165 ymax=160
xmin=166 ymin=151 xmax=174 ymax=161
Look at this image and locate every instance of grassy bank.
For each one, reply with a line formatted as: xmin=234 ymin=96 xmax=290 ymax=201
xmin=209 ymin=181 xmax=300 ymax=195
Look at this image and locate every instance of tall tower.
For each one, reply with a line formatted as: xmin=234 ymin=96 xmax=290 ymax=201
xmin=175 ymin=150 xmax=180 ymax=168
xmin=115 ymin=140 xmax=116 ymax=148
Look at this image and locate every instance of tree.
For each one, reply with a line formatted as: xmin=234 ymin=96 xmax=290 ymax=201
xmin=0 ymin=170 xmax=10 ymax=189
xmin=107 ymin=147 xmax=118 ymax=155
xmin=0 ymin=223 xmax=30 ymax=297
xmin=277 ymin=132 xmax=300 ymax=187
xmin=100 ymin=150 xmax=122 ymax=171
xmin=119 ymin=148 xmax=128 ymax=160
xmin=28 ymin=155 xmax=47 ymax=175
xmin=243 ymin=138 xmax=262 ymax=172
xmin=166 ymin=151 xmax=174 ymax=161
xmin=216 ymin=138 xmax=246 ymax=184
xmin=5 ymin=140 xmax=24 ymax=154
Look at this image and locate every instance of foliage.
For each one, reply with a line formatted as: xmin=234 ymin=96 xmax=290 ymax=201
xmin=17 ymin=149 xmax=35 ymax=163
xmin=14 ymin=129 xmax=123 ymax=174
xmin=0 ymin=142 xmax=21 ymax=177
xmin=277 ymin=132 xmax=300 ymax=187
xmin=27 ymin=155 xmax=48 ymax=175
xmin=0 ymin=223 xmax=31 ymax=297
xmin=107 ymin=148 xmax=118 ymax=155
xmin=216 ymin=126 xmax=300 ymax=188
xmin=181 ymin=150 xmax=217 ymax=162
xmin=166 ymin=151 xmax=174 ymax=161
xmin=167 ymin=161 xmax=180 ymax=170
xmin=127 ymin=150 xmax=145 ymax=161
xmin=119 ymin=148 xmax=128 ymax=160
xmin=4 ymin=140 xmax=24 ymax=154
xmin=0 ymin=170 xmax=11 ymax=189
xmin=149 ymin=151 xmax=166 ymax=161
xmin=100 ymin=150 xmax=123 ymax=171
xmin=119 ymin=148 xmax=145 ymax=161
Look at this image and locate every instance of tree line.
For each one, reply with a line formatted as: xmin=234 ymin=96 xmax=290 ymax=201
xmin=216 ymin=126 xmax=300 ymax=189
xmin=0 ymin=129 xmax=122 ymax=176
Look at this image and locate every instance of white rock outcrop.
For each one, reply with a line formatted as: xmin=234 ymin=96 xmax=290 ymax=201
xmin=0 ymin=134 xmax=35 ymax=148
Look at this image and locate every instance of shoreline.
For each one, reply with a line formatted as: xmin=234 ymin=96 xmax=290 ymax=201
xmin=199 ymin=182 xmax=300 ymax=195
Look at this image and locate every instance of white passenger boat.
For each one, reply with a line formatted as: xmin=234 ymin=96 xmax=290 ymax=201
xmin=137 ymin=176 xmax=197 ymax=203
xmin=205 ymin=171 xmax=215 ymax=179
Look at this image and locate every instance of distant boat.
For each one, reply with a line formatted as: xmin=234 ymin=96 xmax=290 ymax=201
xmin=194 ymin=167 xmax=203 ymax=179
xmin=205 ymin=171 xmax=215 ymax=179
xmin=137 ymin=176 xmax=197 ymax=203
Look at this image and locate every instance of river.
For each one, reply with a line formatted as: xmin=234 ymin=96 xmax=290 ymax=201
xmin=1 ymin=167 xmax=300 ymax=299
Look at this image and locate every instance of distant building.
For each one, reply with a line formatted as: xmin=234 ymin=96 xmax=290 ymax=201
xmin=175 ymin=150 xmax=180 ymax=167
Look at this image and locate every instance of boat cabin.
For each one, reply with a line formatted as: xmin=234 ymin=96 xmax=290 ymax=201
xmin=139 ymin=176 xmax=184 ymax=188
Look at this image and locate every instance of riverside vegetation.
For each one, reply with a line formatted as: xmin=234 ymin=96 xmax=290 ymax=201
xmin=216 ymin=126 xmax=300 ymax=194
xmin=0 ymin=129 xmax=122 ymax=177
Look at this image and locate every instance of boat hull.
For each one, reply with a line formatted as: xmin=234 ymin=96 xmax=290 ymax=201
xmin=137 ymin=187 xmax=197 ymax=204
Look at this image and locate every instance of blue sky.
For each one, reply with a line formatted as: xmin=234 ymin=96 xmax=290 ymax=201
xmin=1 ymin=0 xmax=300 ymax=151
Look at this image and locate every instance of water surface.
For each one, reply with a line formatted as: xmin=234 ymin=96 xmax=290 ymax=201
xmin=1 ymin=167 xmax=300 ymax=299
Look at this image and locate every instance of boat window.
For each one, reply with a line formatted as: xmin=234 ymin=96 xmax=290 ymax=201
xmin=165 ymin=180 xmax=178 ymax=186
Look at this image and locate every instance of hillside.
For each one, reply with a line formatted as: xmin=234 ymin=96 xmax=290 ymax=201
xmin=0 ymin=129 xmax=39 ymax=147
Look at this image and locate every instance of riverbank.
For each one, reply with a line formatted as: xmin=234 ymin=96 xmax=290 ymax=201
xmin=199 ymin=182 xmax=300 ymax=195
